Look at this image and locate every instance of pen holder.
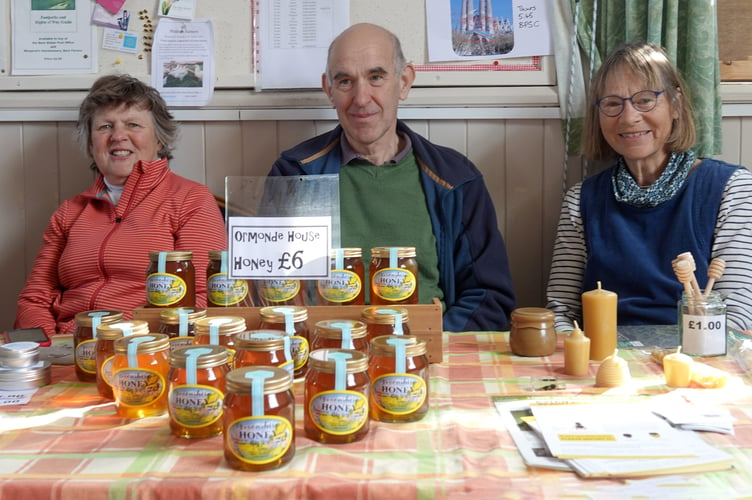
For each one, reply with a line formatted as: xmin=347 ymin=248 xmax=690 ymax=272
xmin=678 ymin=291 xmax=727 ymax=356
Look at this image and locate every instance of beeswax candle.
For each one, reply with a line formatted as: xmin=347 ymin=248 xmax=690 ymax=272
xmin=662 ymin=346 xmax=693 ymax=388
xmin=564 ymin=320 xmax=590 ymax=376
xmin=581 ymin=281 xmax=617 ymax=361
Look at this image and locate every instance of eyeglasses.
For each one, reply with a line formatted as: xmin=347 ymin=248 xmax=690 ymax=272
xmin=595 ymin=90 xmax=665 ymax=117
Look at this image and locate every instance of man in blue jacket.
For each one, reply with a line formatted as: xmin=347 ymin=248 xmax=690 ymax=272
xmin=268 ymin=23 xmax=515 ymax=331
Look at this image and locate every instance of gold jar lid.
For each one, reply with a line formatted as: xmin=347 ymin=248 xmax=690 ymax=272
xmin=370 ymin=246 xmax=416 ymax=258
xmin=308 ymin=348 xmax=368 ymax=374
xmin=148 ymin=250 xmax=193 ymax=261
xmin=74 ymin=309 xmax=125 ymax=327
xmin=207 ymin=250 xmax=227 ymax=260
xmin=330 ymin=248 xmax=362 ymax=258
xmin=159 ymin=307 xmax=207 ymax=325
xmin=169 ymin=345 xmax=230 ymax=368
xmin=361 ymin=306 xmax=410 ymax=325
xmin=259 ymin=306 xmax=308 ymax=323
xmin=194 ymin=316 xmax=247 ymax=335
xmin=225 ymin=366 xmax=293 ymax=394
xmin=314 ymin=320 xmax=367 ymax=340
xmin=510 ymin=307 xmax=555 ymax=328
xmin=96 ymin=320 xmax=150 ymax=340
xmin=371 ymin=335 xmax=426 ymax=357
xmin=114 ymin=333 xmax=170 ymax=355
xmin=234 ymin=330 xmax=288 ymax=351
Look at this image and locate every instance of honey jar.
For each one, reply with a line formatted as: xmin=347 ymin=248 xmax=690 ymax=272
xmin=206 ymin=250 xmax=254 ymax=307
xmin=233 ymin=330 xmax=295 ymax=377
xmin=74 ymin=309 xmax=124 ymax=382
xmin=168 ymin=345 xmax=231 ymax=439
xmin=311 ymin=319 xmax=369 ymax=357
xmin=95 ymin=320 xmax=150 ymax=399
xmin=255 ymin=279 xmax=306 ymax=307
xmin=369 ymin=335 xmax=429 ymax=423
xmin=304 ymin=348 xmax=370 ymax=444
xmin=158 ymin=307 xmax=207 ymax=351
xmin=223 ymin=366 xmax=295 ymax=471
xmin=259 ymin=306 xmax=310 ymax=379
xmin=370 ymin=246 xmax=419 ymax=305
xmin=361 ymin=306 xmax=411 ymax=342
xmin=193 ymin=316 xmax=246 ymax=367
xmin=145 ymin=251 xmax=196 ymax=308
xmin=509 ymin=307 xmax=556 ymax=357
xmin=112 ymin=333 xmax=171 ymax=418
xmin=317 ymin=248 xmax=365 ymax=305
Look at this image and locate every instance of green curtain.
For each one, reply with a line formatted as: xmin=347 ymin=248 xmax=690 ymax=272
xmin=555 ymin=0 xmax=721 ymax=157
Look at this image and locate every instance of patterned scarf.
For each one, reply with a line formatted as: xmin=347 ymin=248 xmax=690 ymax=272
xmin=612 ymin=149 xmax=697 ymax=208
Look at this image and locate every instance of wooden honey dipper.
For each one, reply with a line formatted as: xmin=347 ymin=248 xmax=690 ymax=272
xmin=704 ymin=257 xmax=726 ymax=297
xmin=673 ymin=252 xmax=703 ymax=296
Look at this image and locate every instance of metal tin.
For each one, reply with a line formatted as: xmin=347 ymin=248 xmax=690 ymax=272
xmin=0 ymin=360 xmax=52 ymax=390
xmin=0 ymin=341 xmax=40 ymax=369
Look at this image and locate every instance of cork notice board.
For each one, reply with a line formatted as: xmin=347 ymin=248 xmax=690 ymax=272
xmin=718 ymin=0 xmax=752 ymax=81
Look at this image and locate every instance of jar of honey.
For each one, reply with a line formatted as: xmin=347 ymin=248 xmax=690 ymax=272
xmin=311 ymin=319 xmax=369 ymax=357
xmin=317 ymin=248 xmax=365 ymax=305
xmin=508 ymin=307 xmax=556 ymax=357
xmin=255 ymin=279 xmax=306 ymax=307
xmin=206 ymin=250 xmax=255 ymax=307
xmin=304 ymin=348 xmax=370 ymax=444
xmin=369 ymin=335 xmax=429 ymax=422
xmin=145 ymin=251 xmax=196 ymax=308
xmin=370 ymin=246 xmax=419 ymax=305
xmin=233 ymin=330 xmax=294 ymax=377
xmin=223 ymin=366 xmax=295 ymax=471
xmin=95 ymin=320 xmax=150 ymax=399
xmin=158 ymin=307 xmax=207 ymax=352
xmin=361 ymin=306 xmax=411 ymax=342
xmin=259 ymin=306 xmax=310 ymax=379
xmin=74 ymin=309 xmax=124 ymax=382
xmin=193 ymin=316 xmax=247 ymax=367
xmin=112 ymin=333 xmax=171 ymax=418
xmin=167 ymin=345 xmax=231 ymax=439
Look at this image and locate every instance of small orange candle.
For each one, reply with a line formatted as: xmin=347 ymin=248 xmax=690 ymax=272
xmin=581 ymin=281 xmax=617 ymax=361
xmin=564 ymin=320 xmax=591 ymax=376
xmin=663 ymin=346 xmax=693 ymax=388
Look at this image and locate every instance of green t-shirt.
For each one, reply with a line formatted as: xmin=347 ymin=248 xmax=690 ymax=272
xmin=339 ymin=154 xmax=443 ymax=305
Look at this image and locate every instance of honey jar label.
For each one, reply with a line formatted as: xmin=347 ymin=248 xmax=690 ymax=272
xmin=317 ymin=270 xmax=362 ymax=303
xmin=113 ymin=368 xmax=166 ymax=407
xmin=169 ymin=385 xmax=224 ymax=427
xmin=372 ymin=269 xmax=416 ymax=302
xmin=146 ymin=273 xmax=188 ymax=306
xmin=207 ymin=274 xmax=249 ymax=306
xmin=258 ymin=279 xmax=300 ymax=303
xmin=102 ymin=355 xmax=116 ymax=386
xmin=290 ymin=336 xmax=309 ymax=371
xmin=372 ymin=374 xmax=427 ymax=415
xmin=309 ymin=390 xmax=368 ymax=435
xmin=226 ymin=416 xmax=293 ymax=464
xmin=75 ymin=339 xmax=97 ymax=374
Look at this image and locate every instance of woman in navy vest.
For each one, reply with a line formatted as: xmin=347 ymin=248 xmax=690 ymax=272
xmin=546 ymin=41 xmax=752 ymax=332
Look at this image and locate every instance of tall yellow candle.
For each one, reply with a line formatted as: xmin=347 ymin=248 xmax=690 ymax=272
xmin=581 ymin=281 xmax=617 ymax=361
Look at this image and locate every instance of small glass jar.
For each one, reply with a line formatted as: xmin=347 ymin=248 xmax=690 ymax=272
xmin=112 ymin=333 xmax=171 ymax=418
xmin=145 ymin=251 xmax=196 ymax=308
xmin=678 ymin=291 xmax=727 ymax=356
xmin=223 ymin=366 xmax=295 ymax=471
xmin=74 ymin=309 xmax=124 ymax=382
xmin=95 ymin=320 xmax=150 ymax=399
xmin=311 ymin=319 xmax=370 ymax=357
xmin=206 ymin=250 xmax=255 ymax=307
xmin=361 ymin=306 xmax=411 ymax=343
xmin=255 ymin=279 xmax=306 ymax=307
xmin=304 ymin=348 xmax=370 ymax=444
xmin=369 ymin=335 xmax=429 ymax=423
xmin=509 ymin=307 xmax=556 ymax=357
xmin=233 ymin=330 xmax=295 ymax=377
xmin=369 ymin=246 xmax=419 ymax=305
xmin=317 ymin=248 xmax=365 ymax=305
xmin=259 ymin=306 xmax=310 ymax=379
xmin=167 ymin=345 xmax=231 ymax=439
xmin=158 ymin=307 xmax=207 ymax=352
xmin=193 ymin=315 xmax=246 ymax=364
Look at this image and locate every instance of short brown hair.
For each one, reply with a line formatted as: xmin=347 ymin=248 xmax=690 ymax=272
xmin=581 ymin=41 xmax=696 ymax=161
xmin=76 ymin=74 xmax=177 ymax=161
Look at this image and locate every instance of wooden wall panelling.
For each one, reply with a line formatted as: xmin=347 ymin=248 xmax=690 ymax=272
xmin=240 ymin=121 xmax=280 ymax=177
xmin=718 ymin=117 xmax=742 ymax=165
xmin=203 ymin=121 xmax=243 ymax=196
xmin=741 ymin=118 xmax=752 ymax=169
xmin=1 ymin=123 xmax=26 ymax=327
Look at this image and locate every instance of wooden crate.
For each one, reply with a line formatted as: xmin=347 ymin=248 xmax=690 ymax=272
xmin=132 ymin=298 xmax=444 ymax=363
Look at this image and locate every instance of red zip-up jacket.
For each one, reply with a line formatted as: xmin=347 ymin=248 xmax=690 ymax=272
xmin=15 ymin=159 xmax=227 ymax=336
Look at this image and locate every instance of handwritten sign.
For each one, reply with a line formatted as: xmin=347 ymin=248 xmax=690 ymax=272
xmin=228 ymin=216 xmax=331 ymax=279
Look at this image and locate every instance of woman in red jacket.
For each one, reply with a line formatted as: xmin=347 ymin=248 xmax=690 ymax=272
xmin=15 ymin=74 xmax=227 ymax=336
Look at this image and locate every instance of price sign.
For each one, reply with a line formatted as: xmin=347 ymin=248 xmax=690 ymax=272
xmin=681 ymin=313 xmax=726 ymax=356
xmin=228 ymin=216 xmax=331 ymax=279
